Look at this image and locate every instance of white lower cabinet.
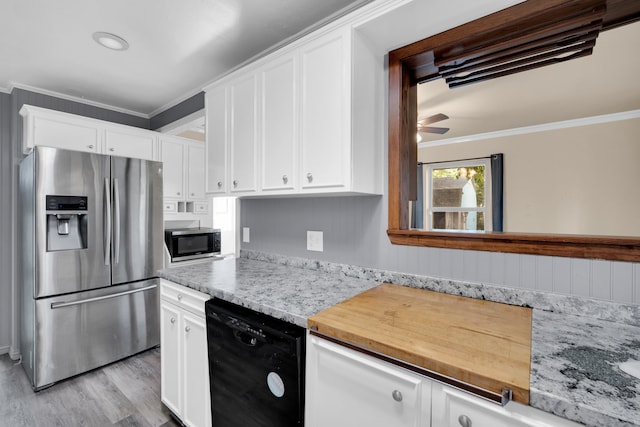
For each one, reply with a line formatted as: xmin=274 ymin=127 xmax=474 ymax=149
xmin=305 ymin=334 xmax=431 ymax=427
xmin=306 ymin=333 xmax=579 ymax=427
xmin=160 ymin=279 xmax=211 ymax=427
xmin=431 ymin=382 xmax=580 ymax=427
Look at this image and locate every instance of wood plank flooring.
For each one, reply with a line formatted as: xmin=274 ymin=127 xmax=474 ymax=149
xmin=0 ymin=348 xmax=181 ymax=427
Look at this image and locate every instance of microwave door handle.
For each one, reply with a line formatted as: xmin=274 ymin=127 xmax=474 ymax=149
xmin=104 ymin=178 xmax=111 ymax=266
xmin=113 ymin=178 xmax=121 ymax=264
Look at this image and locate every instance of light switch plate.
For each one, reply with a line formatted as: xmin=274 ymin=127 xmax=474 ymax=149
xmin=242 ymin=227 xmax=250 ymax=243
xmin=307 ymin=230 xmax=323 ymax=252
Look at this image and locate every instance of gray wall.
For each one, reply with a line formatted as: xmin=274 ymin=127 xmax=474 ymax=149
xmin=11 ymin=88 xmax=150 ymax=129
xmin=0 ymin=88 xmax=199 ymax=355
xmin=150 ymin=92 xmax=204 ymax=130
xmin=0 ymin=92 xmax=11 ymax=353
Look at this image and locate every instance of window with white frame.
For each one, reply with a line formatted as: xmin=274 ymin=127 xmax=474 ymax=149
xmin=423 ymin=158 xmax=495 ymax=232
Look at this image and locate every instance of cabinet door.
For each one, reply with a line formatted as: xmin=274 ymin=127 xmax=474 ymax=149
xmin=260 ymin=53 xmax=297 ymax=191
xmin=187 ymin=143 xmax=206 ymax=200
xmin=431 ymin=382 xmax=580 ymax=427
xmin=205 ymin=86 xmax=228 ymax=194
xmin=229 ymin=74 xmax=258 ymax=194
xmin=161 ymin=138 xmax=186 ymax=199
xmin=160 ymin=301 xmax=182 ymax=417
xmin=305 ymin=335 xmax=430 ymax=427
xmin=105 ymin=129 xmax=156 ymax=160
xmin=299 ymin=29 xmax=350 ymax=190
xmin=32 ymin=116 xmax=100 ymax=153
xmin=182 ymin=312 xmax=212 ymax=427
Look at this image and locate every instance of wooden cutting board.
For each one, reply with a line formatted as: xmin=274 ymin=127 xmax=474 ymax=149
xmin=308 ymin=283 xmax=532 ymax=403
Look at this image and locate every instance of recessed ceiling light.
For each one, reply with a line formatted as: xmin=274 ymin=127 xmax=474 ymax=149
xmin=92 ymin=32 xmax=129 ymax=51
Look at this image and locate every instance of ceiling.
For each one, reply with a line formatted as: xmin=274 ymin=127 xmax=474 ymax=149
xmin=417 ymin=20 xmax=640 ymax=143
xmin=1 ymin=0 xmax=372 ymax=117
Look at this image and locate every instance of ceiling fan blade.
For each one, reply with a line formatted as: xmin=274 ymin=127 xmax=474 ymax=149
xmin=418 ymin=126 xmax=450 ymax=134
xmin=418 ymin=113 xmax=449 ymax=125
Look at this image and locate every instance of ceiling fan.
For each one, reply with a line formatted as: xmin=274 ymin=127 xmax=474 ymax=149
xmin=418 ymin=113 xmax=449 ymax=134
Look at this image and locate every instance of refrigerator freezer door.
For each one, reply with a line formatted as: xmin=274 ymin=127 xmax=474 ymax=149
xmin=33 ymin=147 xmax=111 ymax=298
xmin=110 ymin=156 xmax=163 ymax=285
xmin=28 ymin=279 xmax=160 ymax=390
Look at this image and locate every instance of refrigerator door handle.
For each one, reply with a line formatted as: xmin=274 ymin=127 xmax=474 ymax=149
xmin=104 ymin=178 xmax=111 ymax=266
xmin=113 ymin=178 xmax=121 ymax=264
xmin=50 ymin=284 xmax=157 ymax=309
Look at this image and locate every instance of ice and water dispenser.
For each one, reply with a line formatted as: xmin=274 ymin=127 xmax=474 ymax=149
xmin=45 ymin=195 xmax=88 ymax=251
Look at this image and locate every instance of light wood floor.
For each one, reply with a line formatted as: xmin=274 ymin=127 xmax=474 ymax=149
xmin=0 ymin=348 xmax=181 ymax=427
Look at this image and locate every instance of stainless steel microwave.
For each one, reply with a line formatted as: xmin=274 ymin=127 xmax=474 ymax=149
xmin=165 ymin=228 xmax=221 ymax=262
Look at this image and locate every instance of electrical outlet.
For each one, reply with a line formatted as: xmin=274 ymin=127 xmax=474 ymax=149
xmin=307 ymin=230 xmax=323 ymax=252
xmin=242 ymin=227 xmax=250 ymax=243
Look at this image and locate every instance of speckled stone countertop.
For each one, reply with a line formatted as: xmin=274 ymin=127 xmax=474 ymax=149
xmin=531 ymin=310 xmax=640 ymax=426
xmin=158 ymin=253 xmax=640 ymax=426
xmin=157 ymin=257 xmax=379 ymax=327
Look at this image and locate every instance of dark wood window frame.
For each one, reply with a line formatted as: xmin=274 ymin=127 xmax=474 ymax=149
xmin=387 ymin=0 xmax=640 ymax=262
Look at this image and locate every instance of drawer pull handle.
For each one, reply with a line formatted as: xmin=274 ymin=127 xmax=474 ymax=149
xmin=217 ymin=181 xmax=223 ymax=188
xmin=392 ymin=390 xmax=403 ymax=402
xmin=185 ymin=326 xmax=191 ymax=333
xmin=306 ymin=173 xmax=313 ymax=183
xmin=282 ymin=175 xmax=288 ymax=184
xmin=177 ymin=294 xmax=183 ymax=300
xmin=458 ymin=414 xmax=472 ymax=427
xmin=109 ymin=148 xmax=115 ymax=152
xmin=233 ymin=180 xmax=238 ymax=188
xmin=170 ymin=317 xmax=176 ymax=324
xmin=88 ymin=144 xmax=94 ymax=149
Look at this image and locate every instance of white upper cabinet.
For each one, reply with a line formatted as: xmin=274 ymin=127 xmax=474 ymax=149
xmin=260 ymin=53 xmax=297 ymax=192
xmin=104 ymin=127 xmax=155 ymax=160
xmin=160 ymin=135 xmax=208 ymax=217
xmin=24 ymin=112 xmax=100 ymax=153
xmin=161 ymin=137 xmax=186 ymax=199
xmin=187 ymin=143 xmax=206 ymax=199
xmin=20 ymin=105 xmax=158 ymax=161
xmin=229 ymin=73 xmax=259 ymax=194
xmin=204 ymin=22 xmax=382 ymax=197
xmin=205 ymin=85 xmax=228 ymax=195
xmin=299 ymin=28 xmax=350 ymax=191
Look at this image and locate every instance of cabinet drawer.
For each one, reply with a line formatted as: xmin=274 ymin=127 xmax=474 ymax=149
xmin=163 ymin=201 xmax=178 ymax=213
xmin=431 ymin=382 xmax=580 ymax=427
xmin=160 ymin=279 xmax=210 ymax=316
xmin=194 ymin=202 xmax=209 ymax=214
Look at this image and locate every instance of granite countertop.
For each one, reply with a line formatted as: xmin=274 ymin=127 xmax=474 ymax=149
xmin=158 ymin=257 xmax=379 ymax=327
xmin=158 ymin=256 xmax=640 ymax=427
xmin=531 ymin=310 xmax=640 ymax=426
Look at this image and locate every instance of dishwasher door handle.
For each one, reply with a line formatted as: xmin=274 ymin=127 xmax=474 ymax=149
xmin=233 ymin=330 xmax=259 ymax=347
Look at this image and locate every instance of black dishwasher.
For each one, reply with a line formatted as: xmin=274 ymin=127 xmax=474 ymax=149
xmin=205 ymin=298 xmax=305 ymax=427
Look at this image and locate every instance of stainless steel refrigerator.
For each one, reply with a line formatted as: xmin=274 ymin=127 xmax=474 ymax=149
xmin=19 ymin=146 xmax=163 ymax=390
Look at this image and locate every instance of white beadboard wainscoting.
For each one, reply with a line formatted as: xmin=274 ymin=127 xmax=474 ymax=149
xmin=240 ymin=196 xmax=640 ymax=306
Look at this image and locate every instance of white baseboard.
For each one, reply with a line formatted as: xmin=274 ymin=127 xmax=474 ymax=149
xmin=9 ymin=346 xmax=21 ymax=361
xmin=0 ymin=344 xmax=21 ymax=361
